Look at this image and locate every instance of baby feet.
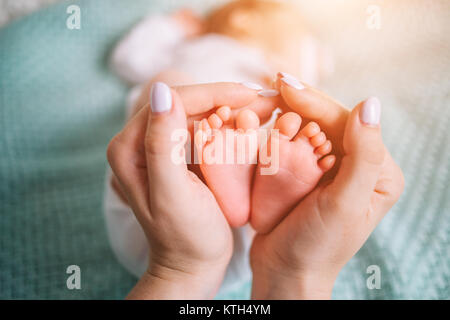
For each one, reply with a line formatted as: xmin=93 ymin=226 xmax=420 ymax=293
xmin=195 ymin=106 xmax=260 ymax=227
xmin=195 ymin=108 xmax=334 ymax=232
xmin=251 ymin=112 xmax=335 ymax=233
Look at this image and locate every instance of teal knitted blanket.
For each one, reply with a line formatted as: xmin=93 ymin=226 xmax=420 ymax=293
xmin=0 ymin=0 xmax=448 ymax=299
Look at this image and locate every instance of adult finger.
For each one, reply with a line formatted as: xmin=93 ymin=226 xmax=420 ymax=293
xmin=368 ymin=153 xmax=405 ymax=228
xmin=174 ymin=82 xmax=278 ymax=116
xmin=276 ymin=73 xmax=349 ymax=152
xmin=106 ymin=104 xmax=150 ymax=220
xmin=323 ymin=97 xmax=385 ymax=218
xmin=145 ymin=82 xmax=191 ymax=199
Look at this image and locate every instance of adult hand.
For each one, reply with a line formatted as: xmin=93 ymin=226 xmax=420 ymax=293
xmin=107 ymin=82 xmax=278 ymax=299
xmin=250 ymin=74 xmax=404 ymax=299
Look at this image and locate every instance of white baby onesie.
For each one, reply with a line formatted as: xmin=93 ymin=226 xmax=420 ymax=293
xmin=105 ymin=14 xmax=274 ymax=297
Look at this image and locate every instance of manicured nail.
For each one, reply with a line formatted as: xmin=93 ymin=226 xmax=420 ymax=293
xmin=278 ymin=72 xmax=294 ymax=79
xmin=150 ymin=82 xmax=172 ymax=113
xmin=281 ymin=76 xmax=305 ymax=90
xmin=241 ymin=82 xmax=263 ymax=90
xmin=360 ymin=97 xmax=381 ymax=125
xmin=258 ymin=89 xmax=279 ymax=97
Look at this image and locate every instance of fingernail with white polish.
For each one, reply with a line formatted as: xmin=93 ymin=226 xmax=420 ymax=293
xmin=279 ymin=72 xmax=295 ymax=79
xmin=258 ymin=89 xmax=279 ymax=97
xmin=241 ymin=82 xmax=263 ymax=90
xmin=281 ymin=76 xmax=305 ymax=90
xmin=150 ymin=82 xmax=172 ymax=113
xmin=360 ymin=97 xmax=381 ymax=125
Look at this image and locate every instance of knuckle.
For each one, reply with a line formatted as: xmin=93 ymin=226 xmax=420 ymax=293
xmin=144 ymin=133 xmax=172 ymax=156
xmin=144 ymin=133 xmax=161 ymax=155
xmin=106 ymin=136 xmax=122 ymax=167
xmin=143 ymin=134 xmax=156 ymax=153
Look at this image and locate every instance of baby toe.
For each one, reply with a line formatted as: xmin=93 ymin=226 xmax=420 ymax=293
xmin=310 ymin=131 xmax=327 ymax=147
xmin=318 ymin=154 xmax=336 ymax=172
xmin=199 ymin=118 xmax=213 ymax=140
xmin=315 ymin=140 xmax=332 ymax=157
xmin=296 ymin=121 xmax=320 ymax=141
xmin=194 ymin=129 xmax=208 ymax=154
xmin=208 ymin=113 xmax=223 ymax=129
xmin=199 ymin=118 xmax=211 ymax=131
xmin=216 ymin=106 xmax=231 ymax=122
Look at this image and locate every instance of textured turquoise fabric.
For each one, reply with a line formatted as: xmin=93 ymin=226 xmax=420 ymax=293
xmin=0 ymin=0 xmax=448 ymax=299
xmin=0 ymin=0 xmax=157 ymax=299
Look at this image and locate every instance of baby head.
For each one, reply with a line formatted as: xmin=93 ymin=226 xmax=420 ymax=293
xmin=204 ymin=0 xmax=328 ymax=84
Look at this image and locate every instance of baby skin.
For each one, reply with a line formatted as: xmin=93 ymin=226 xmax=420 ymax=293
xmin=196 ymin=107 xmax=335 ymax=231
xmin=251 ymin=112 xmax=335 ymax=233
xmin=195 ymin=106 xmax=260 ymax=227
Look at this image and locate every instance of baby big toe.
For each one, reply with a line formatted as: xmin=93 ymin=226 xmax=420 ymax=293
xmin=236 ymin=109 xmax=260 ymax=130
xmin=274 ymin=112 xmax=302 ymax=139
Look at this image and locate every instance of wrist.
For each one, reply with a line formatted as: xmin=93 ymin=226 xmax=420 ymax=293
xmin=127 ymin=260 xmax=227 ymax=300
xmin=251 ymin=265 xmax=337 ymax=300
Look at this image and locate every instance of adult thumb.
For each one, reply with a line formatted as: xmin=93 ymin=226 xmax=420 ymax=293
xmin=325 ymin=97 xmax=386 ymax=216
xmin=145 ymin=82 xmax=190 ymax=195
